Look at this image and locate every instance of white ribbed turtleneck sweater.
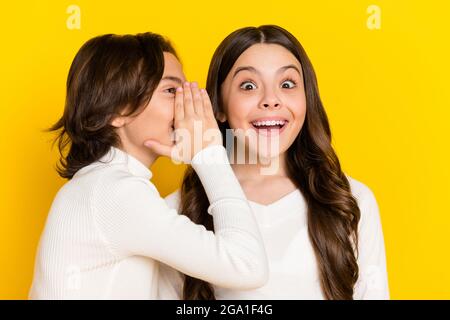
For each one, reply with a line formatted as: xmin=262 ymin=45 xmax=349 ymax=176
xmin=29 ymin=145 xmax=268 ymax=299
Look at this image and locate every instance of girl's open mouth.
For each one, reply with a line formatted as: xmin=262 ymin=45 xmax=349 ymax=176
xmin=250 ymin=119 xmax=288 ymax=136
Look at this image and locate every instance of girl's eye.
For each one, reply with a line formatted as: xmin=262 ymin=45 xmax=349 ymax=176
xmin=165 ymin=87 xmax=177 ymax=95
xmin=281 ymin=80 xmax=296 ymax=89
xmin=239 ymin=81 xmax=257 ymax=91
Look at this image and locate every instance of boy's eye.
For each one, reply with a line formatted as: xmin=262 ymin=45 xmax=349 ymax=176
xmin=165 ymin=87 xmax=177 ymax=94
xmin=281 ymin=80 xmax=296 ymax=89
xmin=239 ymin=81 xmax=257 ymax=91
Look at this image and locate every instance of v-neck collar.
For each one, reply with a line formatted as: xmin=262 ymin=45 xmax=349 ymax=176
xmin=248 ymin=189 xmax=305 ymax=212
xmin=247 ymin=189 xmax=307 ymax=227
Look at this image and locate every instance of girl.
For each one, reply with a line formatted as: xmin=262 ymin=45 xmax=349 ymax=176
xmin=159 ymin=25 xmax=389 ymax=300
xmin=29 ymin=32 xmax=268 ymax=299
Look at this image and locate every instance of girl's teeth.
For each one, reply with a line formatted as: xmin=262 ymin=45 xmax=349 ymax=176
xmin=252 ymin=120 xmax=286 ymax=127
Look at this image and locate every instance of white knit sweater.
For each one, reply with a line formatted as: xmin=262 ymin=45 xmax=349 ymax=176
xmin=158 ymin=176 xmax=390 ymax=299
xmin=29 ymin=145 xmax=268 ymax=299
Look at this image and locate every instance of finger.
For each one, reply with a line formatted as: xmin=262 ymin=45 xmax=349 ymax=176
xmin=183 ymin=82 xmax=194 ymax=117
xmin=174 ymin=86 xmax=184 ymax=122
xmin=143 ymin=140 xmax=173 ymax=158
xmin=201 ymin=88 xmax=215 ymax=118
xmin=190 ymin=82 xmax=203 ymax=116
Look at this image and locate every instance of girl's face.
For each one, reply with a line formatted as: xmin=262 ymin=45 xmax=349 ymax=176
xmin=113 ymin=52 xmax=185 ymax=163
xmin=220 ymin=43 xmax=307 ymax=160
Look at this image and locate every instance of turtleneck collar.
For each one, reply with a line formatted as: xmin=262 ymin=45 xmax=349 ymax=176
xmin=97 ymin=146 xmax=152 ymax=180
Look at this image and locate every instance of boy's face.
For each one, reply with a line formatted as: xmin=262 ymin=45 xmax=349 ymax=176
xmin=112 ymin=52 xmax=186 ymax=165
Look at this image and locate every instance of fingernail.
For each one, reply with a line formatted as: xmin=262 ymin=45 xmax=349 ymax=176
xmin=191 ymin=81 xmax=198 ymax=88
xmin=200 ymin=88 xmax=206 ymax=93
xmin=184 ymin=81 xmax=190 ymax=87
xmin=177 ymin=86 xmax=183 ymax=92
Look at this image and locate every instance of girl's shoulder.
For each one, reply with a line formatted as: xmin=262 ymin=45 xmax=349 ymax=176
xmin=346 ymin=175 xmax=376 ymax=202
xmin=346 ymin=175 xmax=381 ymax=227
xmin=164 ymin=189 xmax=181 ymax=211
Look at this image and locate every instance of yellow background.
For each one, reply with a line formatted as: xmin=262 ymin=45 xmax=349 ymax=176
xmin=1 ymin=0 xmax=449 ymax=299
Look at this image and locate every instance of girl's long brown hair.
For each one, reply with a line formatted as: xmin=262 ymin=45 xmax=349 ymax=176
xmin=179 ymin=25 xmax=361 ymax=300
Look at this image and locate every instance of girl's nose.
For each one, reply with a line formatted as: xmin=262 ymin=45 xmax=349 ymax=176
xmin=263 ymin=103 xmax=280 ymax=108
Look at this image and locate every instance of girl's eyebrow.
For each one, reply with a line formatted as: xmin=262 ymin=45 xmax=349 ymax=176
xmin=161 ymin=76 xmax=184 ymax=85
xmin=232 ymin=64 xmax=302 ymax=79
xmin=279 ymin=64 xmax=302 ymax=76
xmin=233 ymin=66 xmax=260 ymax=79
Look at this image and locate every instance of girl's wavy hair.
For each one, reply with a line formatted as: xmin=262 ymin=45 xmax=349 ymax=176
xmin=179 ymin=25 xmax=361 ymax=300
xmin=49 ymin=32 xmax=177 ymax=179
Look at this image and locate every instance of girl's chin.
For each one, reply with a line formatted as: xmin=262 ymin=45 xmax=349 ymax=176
xmin=245 ymin=146 xmax=284 ymax=162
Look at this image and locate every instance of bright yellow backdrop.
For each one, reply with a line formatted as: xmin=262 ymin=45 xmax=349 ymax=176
xmin=1 ymin=0 xmax=449 ymax=299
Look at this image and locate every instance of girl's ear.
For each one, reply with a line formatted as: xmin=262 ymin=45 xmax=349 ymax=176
xmin=111 ymin=116 xmax=127 ymax=128
xmin=217 ymin=112 xmax=227 ymax=123
xmin=111 ymin=104 xmax=133 ymax=128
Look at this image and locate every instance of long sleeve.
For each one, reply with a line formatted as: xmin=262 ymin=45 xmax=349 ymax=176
xmin=353 ymin=182 xmax=390 ymax=300
xmin=93 ymin=145 xmax=268 ymax=290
